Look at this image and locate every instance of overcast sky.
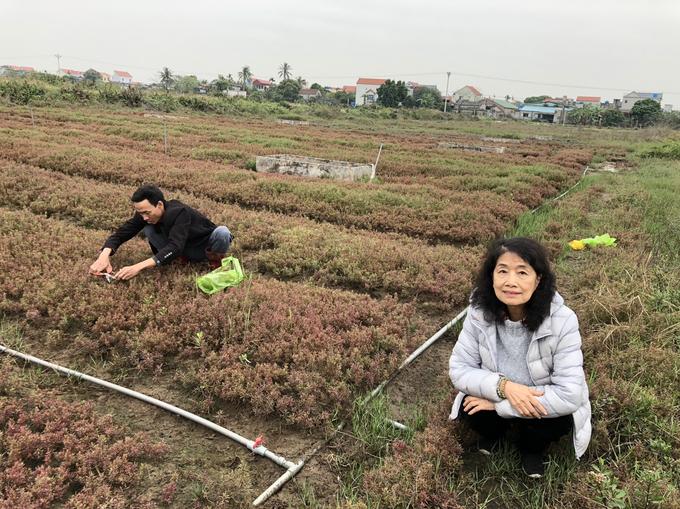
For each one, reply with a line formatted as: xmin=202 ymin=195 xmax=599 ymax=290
xmin=2 ymin=0 xmax=679 ymax=105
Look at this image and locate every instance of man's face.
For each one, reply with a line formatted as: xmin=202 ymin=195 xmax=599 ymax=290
xmin=133 ymin=199 xmax=164 ymax=224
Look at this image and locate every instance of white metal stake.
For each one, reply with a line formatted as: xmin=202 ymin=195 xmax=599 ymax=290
xmin=371 ymin=143 xmax=383 ymax=181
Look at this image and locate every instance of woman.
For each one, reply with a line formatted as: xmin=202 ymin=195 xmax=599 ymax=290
xmin=449 ymin=237 xmax=591 ymax=478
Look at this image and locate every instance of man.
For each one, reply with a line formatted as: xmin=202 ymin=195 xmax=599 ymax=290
xmin=89 ymin=184 xmax=233 ymax=280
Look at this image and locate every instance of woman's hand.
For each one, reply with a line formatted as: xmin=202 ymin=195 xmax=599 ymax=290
xmin=504 ymin=381 xmax=547 ymax=418
xmin=463 ymin=396 xmax=495 ymax=415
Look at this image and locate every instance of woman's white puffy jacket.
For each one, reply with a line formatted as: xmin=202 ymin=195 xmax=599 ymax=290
xmin=449 ymin=292 xmax=591 ymax=458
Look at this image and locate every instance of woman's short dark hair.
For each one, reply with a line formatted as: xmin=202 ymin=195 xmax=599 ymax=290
xmin=471 ymin=237 xmax=556 ymax=331
xmin=131 ymin=184 xmax=165 ymax=206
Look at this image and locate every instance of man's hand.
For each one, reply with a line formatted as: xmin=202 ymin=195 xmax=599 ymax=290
xmin=89 ymin=250 xmax=113 ymax=276
xmin=113 ymin=258 xmax=156 ymax=281
xmin=504 ymin=381 xmax=547 ymax=418
xmin=463 ymin=396 xmax=495 ymax=415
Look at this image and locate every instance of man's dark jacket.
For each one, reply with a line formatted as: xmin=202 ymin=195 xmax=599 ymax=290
xmin=103 ymin=200 xmax=216 ymax=265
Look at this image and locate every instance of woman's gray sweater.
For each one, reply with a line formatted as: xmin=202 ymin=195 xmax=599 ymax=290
xmin=496 ymin=319 xmax=533 ymax=386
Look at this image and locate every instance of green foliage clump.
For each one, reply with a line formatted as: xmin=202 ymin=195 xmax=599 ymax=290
xmin=120 ymin=86 xmax=143 ymax=107
xmin=631 ymin=98 xmax=662 ymax=127
xmin=638 ymin=141 xmax=680 ymax=159
xmin=0 ymin=79 xmax=47 ymax=104
xmin=144 ymin=91 xmax=178 ymax=112
xmin=377 ymin=80 xmax=409 ymax=108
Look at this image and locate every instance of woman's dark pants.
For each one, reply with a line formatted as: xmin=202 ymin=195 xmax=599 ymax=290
xmin=460 ymin=396 xmax=572 ymax=453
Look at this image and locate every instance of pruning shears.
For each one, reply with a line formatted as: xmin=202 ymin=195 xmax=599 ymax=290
xmin=95 ymin=272 xmax=117 ymax=283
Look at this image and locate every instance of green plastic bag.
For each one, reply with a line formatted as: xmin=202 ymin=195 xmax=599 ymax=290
xmin=196 ymin=256 xmax=244 ymax=295
xmin=581 ymin=234 xmax=617 ymax=247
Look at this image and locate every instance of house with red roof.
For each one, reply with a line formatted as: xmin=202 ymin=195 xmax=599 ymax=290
xmin=111 ymin=70 xmax=133 ymax=86
xmin=251 ymin=78 xmax=272 ymax=91
xmin=0 ymin=65 xmax=35 ymax=76
xmin=58 ymin=68 xmax=84 ymax=79
xmin=452 ymin=85 xmax=482 ymax=103
xmin=575 ymin=96 xmax=601 ymax=108
xmin=355 ymin=77 xmax=387 ymax=106
xmin=300 ymin=88 xmax=322 ymax=101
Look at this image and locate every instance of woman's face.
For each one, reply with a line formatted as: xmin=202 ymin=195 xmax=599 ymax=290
xmin=493 ymin=251 xmax=541 ymax=314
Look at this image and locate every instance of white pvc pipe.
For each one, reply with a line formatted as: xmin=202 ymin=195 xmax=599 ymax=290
xmin=0 ymin=344 xmax=296 ymax=471
xmin=531 ymin=165 xmax=589 ymax=214
xmin=387 ymin=419 xmax=408 ymax=431
xmin=253 ymin=462 xmax=305 ymax=506
xmin=397 ymin=307 xmax=468 ymax=371
xmin=370 ymin=307 xmax=468 ymax=399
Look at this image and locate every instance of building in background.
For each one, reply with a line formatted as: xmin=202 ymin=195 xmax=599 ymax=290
xmin=621 ymin=91 xmax=663 ymax=112
xmin=575 ymin=96 xmax=601 ymax=108
xmin=58 ymin=68 xmax=84 ymax=80
xmin=451 ymin=85 xmax=482 ymax=103
xmin=251 ymin=78 xmax=272 ymax=91
xmin=0 ymin=65 xmax=35 ymax=76
xmin=111 ymin=70 xmax=133 ymax=86
xmin=355 ymin=77 xmax=386 ymax=106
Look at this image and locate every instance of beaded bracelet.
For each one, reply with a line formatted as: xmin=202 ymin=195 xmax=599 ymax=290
xmin=496 ymin=375 xmax=508 ymax=399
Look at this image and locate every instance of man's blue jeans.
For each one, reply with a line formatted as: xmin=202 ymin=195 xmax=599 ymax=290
xmin=143 ymin=225 xmax=233 ymax=262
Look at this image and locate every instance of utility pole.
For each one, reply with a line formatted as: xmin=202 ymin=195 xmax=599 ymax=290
xmin=54 ymin=54 xmax=62 ymax=74
xmin=444 ymin=71 xmax=451 ymax=113
xmin=562 ymin=95 xmax=567 ymax=125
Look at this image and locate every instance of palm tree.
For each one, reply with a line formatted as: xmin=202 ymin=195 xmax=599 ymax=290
xmin=278 ymin=62 xmax=292 ymax=81
xmin=159 ymin=67 xmax=174 ymax=92
xmin=296 ymin=76 xmax=307 ymax=87
xmin=238 ymin=66 xmax=252 ymax=90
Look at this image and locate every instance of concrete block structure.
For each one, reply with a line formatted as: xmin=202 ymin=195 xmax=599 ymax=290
xmin=256 ymin=154 xmax=373 ymax=181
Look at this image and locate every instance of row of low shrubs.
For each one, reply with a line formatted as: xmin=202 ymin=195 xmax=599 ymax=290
xmin=0 ymin=358 xmax=167 ymax=508
xmin=0 ymin=160 xmax=480 ymax=312
xmin=637 ymin=140 xmax=680 ymax=160
xmin=0 ymin=207 xmax=428 ymax=428
xmin=0 ymin=127 xmax=581 ymax=243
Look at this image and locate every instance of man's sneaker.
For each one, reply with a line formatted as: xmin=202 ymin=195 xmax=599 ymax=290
xmin=478 ymin=436 xmax=500 ymax=456
xmin=521 ymin=450 xmax=546 ymax=478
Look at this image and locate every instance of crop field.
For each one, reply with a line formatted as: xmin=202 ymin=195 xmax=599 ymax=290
xmin=0 ymin=100 xmax=677 ymax=508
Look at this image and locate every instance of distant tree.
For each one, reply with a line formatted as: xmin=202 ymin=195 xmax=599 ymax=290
xmin=524 ymin=95 xmax=550 ymax=104
xmin=310 ymin=83 xmax=324 ymax=92
xmin=377 ymin=80 xmax=408 ymax=107
xmin=174 ymin=75 xmax=200 ymax=94
xmin=661 ymin=111 xmax=680 ymax=129
xmin=601 ymin=109 xmax=625 ymax=127
xmin=295 ymin=76 xmax=307 ymax=87
xmin=331 ymin=90 xmax=354 ymax=106
xmin=278 ymin=62 xmax=292 ymax=81
xmin=271 ymin=79 xmax=302 ymax=102
xmin=631 ymin=98 xmax=662 ymax=127
xmin=567 ymin=105 xmax=601 ymax=125
xmin=238 ymin=66 xmax=252 ymax=90
xmin=159 ymin=67 xmax=174 ymax=92
xmin=209 ymin=74 xmax=235 ymax=94
xmin=413 ymin=86 xmax=442 ymax=109
xmin=83 ymin=68 xmax=101 ymax=86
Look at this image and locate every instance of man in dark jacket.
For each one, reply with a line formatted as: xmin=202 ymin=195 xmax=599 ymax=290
xmin=88 ymin=184 xmax=233 ymax=280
